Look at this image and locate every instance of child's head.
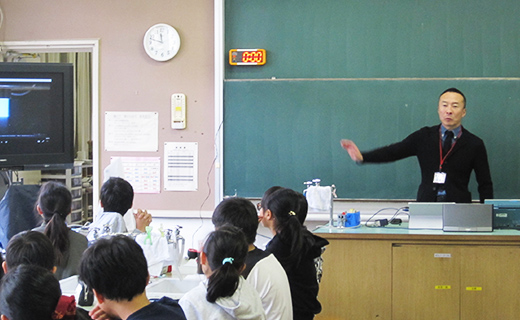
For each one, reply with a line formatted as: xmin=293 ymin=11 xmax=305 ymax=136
xmin=100 ymin=177 xmax=134 ymax=215
xmin=202 ymin=225 xmax=248 ymax=303
xmin=263 ymin=188 xmax=305 ymax=264
xmin=257 ymin=186 xmax=283 ymax=224
xmin=79 ymin=234 xmax=148 ymax=302
xmin=37 ymin=181 xmax=71 ymax=222
xmin=4 ymin=231 xmax=55 ymax=273
xmin=36 ymin=181 xmax=72 ymax=265
xmin=212 ymin=197 xmax=258 ymax=245
xmin=259 ymin=186 xmax=283 ymax=209
xmin=0 ymin=264 xmax=61 ymax=320
xmin=263 ymin=188 xmax=300 ymax=232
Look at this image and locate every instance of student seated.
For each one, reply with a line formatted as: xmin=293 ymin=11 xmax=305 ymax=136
xmin=212 ymin=197 xmax=292 ymax=320
xmin=179 ymin=225 xmax=265 ymax=320
xmin=2 ymin=231 xmax=80 ymax=319
xmin=0 ymin=264 xmax=61 ymax=320
xmin=87 ymin=177 xmax=152 ymax=241
xmin=2 ymin=231 xmax=55 ymax=274
xmin=259 ymin=188 xmax=329 ymax=320
xmin=79 ymin=234 xmax=186 ymax=320
xmin=33 ymin=181 xmax=88 ymax=280
xmin=295 ymin=191 xmax=328 ymax=284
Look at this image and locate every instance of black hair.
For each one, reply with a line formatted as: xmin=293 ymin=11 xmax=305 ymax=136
xmin=79 ymin=234 xmax=148 ymax=301
xmin=0 ymin=264 xmax=61 ymax=320
xmin=440 ymin=87 xmax=466 ymax=107
xmin=37 ymin=181 xmax=72 ymax=265
xmin=203 ymin=225 xmax=248 ymax=303
xmin=264 ymin=188 xmax=305 ymax=266
xmin=5 ymin=231 xmax=55 ymax=271
xmin=296 ymin=191 xmax=309 ymax=225
xmin=259 ymin=186 xmax=283 ymax=209
xmin=212 ymin=197 xmax=258 ymax=244
xmin=99 ymin=177 xmax=134 ymax=215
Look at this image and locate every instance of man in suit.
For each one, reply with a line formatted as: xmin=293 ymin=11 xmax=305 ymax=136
xmin=341 ymin=87 xmax=493 ymax=203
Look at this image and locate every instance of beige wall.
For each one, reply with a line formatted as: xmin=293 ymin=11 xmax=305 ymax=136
xmin=0 ymin=1 xmax=215 ymax=211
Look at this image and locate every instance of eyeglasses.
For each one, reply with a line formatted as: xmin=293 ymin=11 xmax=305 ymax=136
xmin=256 ymin=202 xmax=262 ymax=211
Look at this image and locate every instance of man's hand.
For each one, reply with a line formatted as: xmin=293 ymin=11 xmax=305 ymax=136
xmin=340 ymin=139 xmax=363 ymax=162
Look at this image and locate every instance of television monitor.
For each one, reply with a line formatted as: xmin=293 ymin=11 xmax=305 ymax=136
xmin=0 ymin=62 xmax=74 ymax=170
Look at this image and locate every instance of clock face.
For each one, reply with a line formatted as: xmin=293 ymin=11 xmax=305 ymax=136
xmin=143 ymin=23 xmax=181 ymax=61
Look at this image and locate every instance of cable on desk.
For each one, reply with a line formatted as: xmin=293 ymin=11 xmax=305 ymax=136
xmin=365 ymin=207 xmax=409 ymax=227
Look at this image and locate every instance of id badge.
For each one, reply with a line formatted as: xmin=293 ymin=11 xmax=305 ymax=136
xmin=433 ymin=172 xmax=447 ymax=184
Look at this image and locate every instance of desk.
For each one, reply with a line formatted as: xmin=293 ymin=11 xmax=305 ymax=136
xmin=313 ymin=225 xmax=520 ymax=320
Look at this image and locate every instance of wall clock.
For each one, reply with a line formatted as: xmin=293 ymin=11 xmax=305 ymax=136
xmin=143 ymin=23 xmax=181 ymax=61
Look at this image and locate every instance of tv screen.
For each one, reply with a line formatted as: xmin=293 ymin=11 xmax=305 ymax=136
xmin=0 ymin=62 xmax=74 ymax=170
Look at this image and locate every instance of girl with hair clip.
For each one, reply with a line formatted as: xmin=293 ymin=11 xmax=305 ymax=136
xmin=179 ymin=225 xmax=265 ymax=320
xmin=260 ymin=187 xmax=328 ymax=320
xmin=33 ymin=181 xmax=88 ymax=280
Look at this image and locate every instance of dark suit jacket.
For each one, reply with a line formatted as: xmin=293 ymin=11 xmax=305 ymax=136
xmin=361 ymin=125 xmax=493 ymax=203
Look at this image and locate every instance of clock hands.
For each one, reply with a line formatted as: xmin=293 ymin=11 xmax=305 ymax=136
xmin=150 ymin=35 xmax=163 ymax=44
xmin=144 ymin=24 xmax=180 ymax=61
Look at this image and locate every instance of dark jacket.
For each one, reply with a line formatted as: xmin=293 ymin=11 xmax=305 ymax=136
xmin=362 ymin=125 xmax=493 ymax=203
xmin=266 ymin=231 xmax=329 ymax=320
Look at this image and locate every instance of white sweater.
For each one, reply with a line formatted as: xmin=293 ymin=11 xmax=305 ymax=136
xmin=179 ymin=276 xmax=266 ymax=320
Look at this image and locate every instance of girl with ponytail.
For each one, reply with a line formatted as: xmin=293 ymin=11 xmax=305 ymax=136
xmin=260 ymin=187 xmax=328 ymax=320
xmin=33 ymin=181 xmax=88 ymax=280
xmin=179 ymin=225 xmax=265 ymax=319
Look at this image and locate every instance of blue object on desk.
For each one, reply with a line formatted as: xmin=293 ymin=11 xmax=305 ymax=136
xmin=345 ymin=211 xmax=360 ymax=227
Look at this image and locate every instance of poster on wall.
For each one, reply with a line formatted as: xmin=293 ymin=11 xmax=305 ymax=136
xmin=105 ymin=111 xmax=159 ymax=152
xmin=163 ymin=142 xmax=198 ymax=191
xmin=109 ymin=156 xmax=161 ymax=194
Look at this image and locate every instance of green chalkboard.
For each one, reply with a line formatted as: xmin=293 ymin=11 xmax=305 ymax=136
xmin=223 ymin=0 xmax=520 ymax=199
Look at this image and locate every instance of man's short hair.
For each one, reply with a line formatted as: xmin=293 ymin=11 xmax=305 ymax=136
xmin=5 ymin=231 xmax=55 ymax=271
xmin=212 ymin=197 xmax=258 ymax=245
xmin=100 ymin=177 xmax=134 ymax=215
xmin=0 ymin=264 xmax=61 ymax=320
xmin=79 ymin=235 xmax=148 ymax=301
xmin=440 ymin=87 xmax=466 ymax=107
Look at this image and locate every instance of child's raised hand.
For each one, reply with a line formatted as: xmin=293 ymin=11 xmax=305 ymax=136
xmin=134 ymin=209 xmax=152 ymax=232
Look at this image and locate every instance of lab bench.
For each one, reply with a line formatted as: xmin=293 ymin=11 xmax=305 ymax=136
xmin=313 ymin=224 xmax=520 ymax=320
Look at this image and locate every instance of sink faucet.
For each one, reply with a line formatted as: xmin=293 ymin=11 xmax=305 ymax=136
xmin=166 ymin=225 xmax=185 ymax=278
xmin=166 ymin=226 xmax=185 ymax=249
xmin=166 ymin=229 xmax=174 ymax=244
xmin=175 ymin=226 xmax=185 ymax=248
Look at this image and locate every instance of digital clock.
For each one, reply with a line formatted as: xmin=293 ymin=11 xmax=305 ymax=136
xmin=229 ymin=49 xmax=266 ymax=65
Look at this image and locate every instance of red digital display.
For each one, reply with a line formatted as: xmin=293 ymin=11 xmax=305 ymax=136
xmin=229 ymin=49 xmax=266 ymax=65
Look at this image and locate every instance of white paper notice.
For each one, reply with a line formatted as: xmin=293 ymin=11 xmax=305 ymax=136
xmin=112 ymin=157 xmax=161 ymax=194
xmin=164 ymin=142 xmax=198 ymax=191
xmin=105 ymin=112 xmax=158 ymax=152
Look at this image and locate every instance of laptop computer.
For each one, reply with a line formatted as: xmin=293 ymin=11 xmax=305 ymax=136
xmin=442 ymin=203 xmax=493 ymax=232
xmin=408 ymin=202 xmax=452 ymax=230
